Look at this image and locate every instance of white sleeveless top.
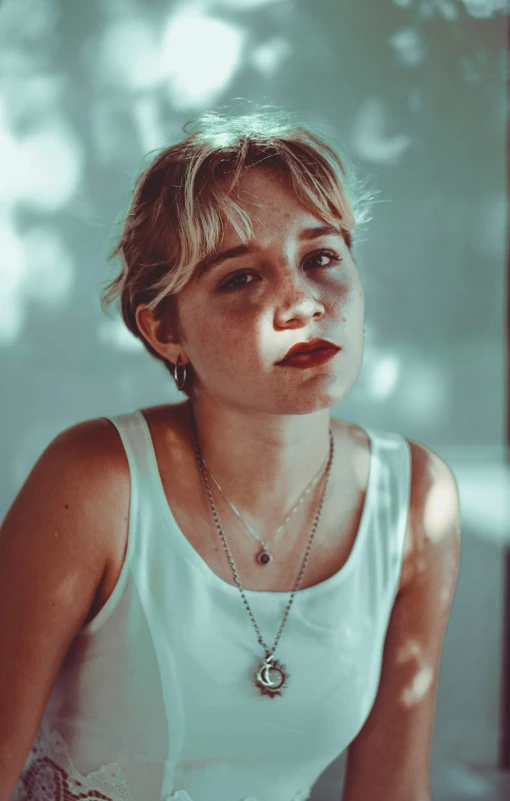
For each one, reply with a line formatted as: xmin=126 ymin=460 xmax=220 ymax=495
xmin=12 ymin=410 xmax=411 ymax=801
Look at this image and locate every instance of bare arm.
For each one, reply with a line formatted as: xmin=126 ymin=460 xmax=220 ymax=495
xmin=342 ymin=446 xmax=461 ymax=801
xmin=0 ymin=418 xmax=128 ymax=800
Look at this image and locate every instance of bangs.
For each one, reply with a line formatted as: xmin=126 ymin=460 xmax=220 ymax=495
xmin=145 ymin=134 xmax=359 ymax=310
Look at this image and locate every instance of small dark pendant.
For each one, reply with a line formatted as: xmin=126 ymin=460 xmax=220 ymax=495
xmin=257 ymin=548 xmax=273 ymax=566
xmin=254 ymin=655 xmax=289 ymax=698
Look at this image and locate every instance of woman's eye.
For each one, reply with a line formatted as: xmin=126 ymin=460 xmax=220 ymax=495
xmin=305 ymin=249 xmax=341 ymax=269
xmin=218 ymin=249 xmax=342 ymax=292
xmin=218 ymin=272 xmax=255 ymax=292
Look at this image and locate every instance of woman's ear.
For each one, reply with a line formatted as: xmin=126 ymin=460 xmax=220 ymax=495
xmin=135 ymin=303 xmax=183 ymax=364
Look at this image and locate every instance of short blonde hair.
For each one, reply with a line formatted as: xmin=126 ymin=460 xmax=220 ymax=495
xmin=100 ymin=107 xmax=376 ymax=398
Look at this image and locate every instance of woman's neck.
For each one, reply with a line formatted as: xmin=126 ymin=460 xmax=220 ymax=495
xmin=185 ymin=396 xmax=334 ymax=524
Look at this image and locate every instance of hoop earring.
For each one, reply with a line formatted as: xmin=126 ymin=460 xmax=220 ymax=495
xmin=173 ymin=354 xmax=188 ymax=392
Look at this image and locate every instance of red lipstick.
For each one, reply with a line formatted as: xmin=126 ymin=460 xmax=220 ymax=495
xmin=276 ymin=347 xmax=339 ymax=368
xmin=276 ymin=337 xmax=340 ymax=367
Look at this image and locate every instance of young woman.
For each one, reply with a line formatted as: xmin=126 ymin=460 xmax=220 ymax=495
xmin=0 ymin=109 xmax=460 ymax=801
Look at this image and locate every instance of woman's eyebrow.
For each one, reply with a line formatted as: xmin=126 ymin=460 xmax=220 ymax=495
xmin=196 ymin=224 xmax=343 ymax=279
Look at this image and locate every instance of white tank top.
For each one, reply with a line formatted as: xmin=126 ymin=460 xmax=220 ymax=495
xmin=12 ymin=410 xmax=411 ymax=801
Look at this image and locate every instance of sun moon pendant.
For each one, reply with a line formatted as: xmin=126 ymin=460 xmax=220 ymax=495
xmin=256 ymin=547 xmax=273 ymax=566
xmin=254 ymin=656 xmax=289 ymax=698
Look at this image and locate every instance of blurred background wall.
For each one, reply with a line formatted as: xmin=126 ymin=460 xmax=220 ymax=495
xmin=0 ymin=0 xmax=508 ymax=799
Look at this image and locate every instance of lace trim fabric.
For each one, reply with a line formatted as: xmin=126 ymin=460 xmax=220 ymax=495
xmin=12 ymin=725 xmax=137 ymax=801
xmin=12 ymin=723 xmax=310 ymax=801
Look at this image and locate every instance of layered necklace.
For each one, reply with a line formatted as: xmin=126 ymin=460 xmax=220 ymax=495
xmin=188 ymin=402 xmax=335 ymax=698
xmin=200 ymin=445 xmax=330 ymax=566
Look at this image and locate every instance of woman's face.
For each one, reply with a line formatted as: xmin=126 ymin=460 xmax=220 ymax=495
xmin=169 ymin=167 xmax=365 ymax=415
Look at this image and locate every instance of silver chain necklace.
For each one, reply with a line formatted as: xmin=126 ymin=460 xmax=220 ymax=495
xmin=188 ymin=402 xmax=335 ymax=699
xmin=200 ymin=449 xmax=329 ymax=566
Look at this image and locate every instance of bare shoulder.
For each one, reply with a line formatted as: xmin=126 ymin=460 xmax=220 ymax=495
xmin=48 ymin=416 xmax=132 ymax=500
xmin=400 ymin=437 xmax=461 ymax=594
xmin=0 ymin=415 xmax=130 ymax=571
xmin=53 ymin=415 xmax=128 ymax=459
xmin=1 ymin=415 xmax=132 ymax=570
xmin=37 ymin=415 xmax=132 ymax=564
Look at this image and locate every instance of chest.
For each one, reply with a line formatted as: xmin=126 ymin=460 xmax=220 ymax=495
xmin=88 ymin=412 xmax=415 ymax=623
xmin=168 ymin=466 xmax=369 ymax=593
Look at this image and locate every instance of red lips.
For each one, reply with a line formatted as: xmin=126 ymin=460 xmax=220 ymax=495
xmin=277 ymin=338 xmax=339 ymax=364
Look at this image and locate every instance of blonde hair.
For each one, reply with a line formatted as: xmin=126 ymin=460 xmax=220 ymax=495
xmin=100 ymin=106 xmax=377 ymax=398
